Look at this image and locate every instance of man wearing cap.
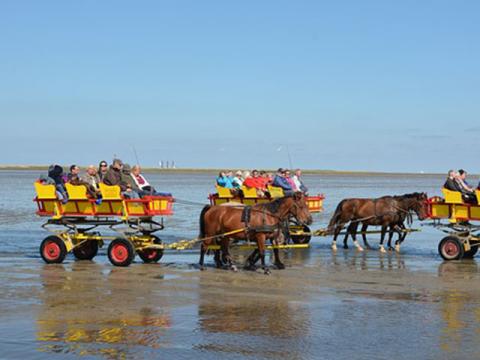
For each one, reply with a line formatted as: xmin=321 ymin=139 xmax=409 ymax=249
xmin=103 ymin=159 xmax=139 ymax=198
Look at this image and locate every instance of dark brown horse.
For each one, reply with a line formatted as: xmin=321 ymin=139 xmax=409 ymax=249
xmin=199 ymin=193 xmax=312 ymax=274
xmin=328 ymin=192 xmax=429 ymax=252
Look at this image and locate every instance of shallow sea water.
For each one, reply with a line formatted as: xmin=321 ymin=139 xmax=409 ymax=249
xmin=0 ymin=170 xmax=479 ymax=359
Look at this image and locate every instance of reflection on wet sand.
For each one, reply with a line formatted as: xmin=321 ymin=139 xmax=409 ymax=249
xmin=196 ymin=275 xmax=310 ymax=359
xmin=36 ymin=263 xmax=171 ymax=359
xmin=437 ymin=261 xmax=480 ymax=355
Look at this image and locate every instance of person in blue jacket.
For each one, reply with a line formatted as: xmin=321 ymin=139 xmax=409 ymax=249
xmin=272 ymin=168 xmax=295 ymax=196
xmin=216 ymin=171 xmax=234 ymax=189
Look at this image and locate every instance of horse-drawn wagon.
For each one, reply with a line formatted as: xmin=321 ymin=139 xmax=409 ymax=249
xmin=209 ymin=185 xmax=324 ymax=244
xmin=34 ymin=182 xmax=174 ymax=266
xmin=427 ymin=189 xmax=480 ymax=260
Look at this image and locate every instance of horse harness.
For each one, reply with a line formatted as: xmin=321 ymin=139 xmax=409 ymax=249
xmin=241 ymin=206 xmax=282 ymax=241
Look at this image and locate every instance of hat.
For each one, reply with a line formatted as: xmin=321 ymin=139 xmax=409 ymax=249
xmin=235 ymin=170 xmax=243 ymax=176
xmin=277 ymin=168 xmax=284 ymax=173
xmin=123 ymin=163 xmax=131 ymax=172
xmin=113 ymin=158 xmax=123 ymax=166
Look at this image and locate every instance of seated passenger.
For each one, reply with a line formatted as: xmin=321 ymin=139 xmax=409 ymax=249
xmin=216 ymin=171 xmax=234 ymax=189
xmin=457 ymin=169 xmax=477 ymax=203
xmin=80 ymin=165 xmax=102 ymax=201
xmin=272 ymin=168 xmax=295 ymax=196
xmin=98 ymin=161 xmax=108 ymax=181
xmin=131 ymin=165 xmax=172 ymax=197
xmin=47 ymin=164 xmax=68 ymax=203
xmin=232 ymin=171 xmax=244 ymax=189
xmin=244 ymin=169 xmax=266 ymax=196
xmin=67 ymin=164 xmax=81 ymax=182
xmin=292 ymin=169 xmax=308 ymax=194
xmin=103 ymin=159 xmax=139 ymax=199
xmin=444 ymin=170 xmax=462 ymax=192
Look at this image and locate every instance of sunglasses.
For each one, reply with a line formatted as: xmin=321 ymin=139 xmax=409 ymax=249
xmin=100 ymin=164 xmax=107 ymax=167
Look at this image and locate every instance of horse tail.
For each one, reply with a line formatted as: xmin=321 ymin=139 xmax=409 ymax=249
xmin=199 ymin=205 xmax=211 ymax=240
xmin=327 ymin=200 xmax=346 ymax=233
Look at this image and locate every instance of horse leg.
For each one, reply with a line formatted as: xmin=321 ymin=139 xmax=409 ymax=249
xmin=199 ymin=242 xmax=208 ymax=270
xmin=221 ymin=238 xmax=237 ymax=272
xmin=379 ymin=226 xmax=387 ymax=253
xmin=350 ymin=222 xmax=364 ymax=252
xmin=257 ymin=234 xmax=270 ymax=275
xmin=214 ymin=249 xmax=223 ymax=268
xmin=387 ymin=226 xmax=395 ymax=251
xmin=395 ymin=224 xmax=406 ymax=252
xmin=361 ymin=223 xmax=372 ymax=249
xmin=273 ymin=248 xmax=285 ymax=269
xmin=244 ymin=249 xmax=259 ymax=270
xmin=343 ymin=223 xmax=352 ymax=249
xmin=332 ymin=223 xmax=345 ymax=251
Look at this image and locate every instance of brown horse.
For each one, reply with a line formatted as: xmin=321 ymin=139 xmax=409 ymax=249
xmin=198 ymin=193 xmax=313 ymax=274
xmin=328 ymin=192 xmax=429 ymax=252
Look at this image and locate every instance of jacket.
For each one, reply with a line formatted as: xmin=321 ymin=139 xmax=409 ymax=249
xmin=272 ymin=175 xmax=292 ymax=191
xmin=444 ymin=178 xmax=463 ymax=193
xmin=217 ymin=176 xmax=234 ymax=189
xmin=104 ymin=166 xmax=128 ymax=191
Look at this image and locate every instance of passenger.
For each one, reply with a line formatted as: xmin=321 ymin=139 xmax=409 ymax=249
xmin=244 ymin=169 xmax=266 ymax=196
xmin=216 ymin=171 xmax=234 ymax=189
xmin=47 ymin=164 xmax=68 ymax=203
xmin=98 ymin=160 xmax=108 ymax=181
xmin=67 ymin=164 xmax=80 ymax=182
xmin=103 ymin=159 xmax=139 ymax=199
xmin=259 ymin=171 xmax=271 ymax=188
xmin=272 ymin=168 xmax=295 ymax=196
xmin=131 ymin=165 xmax=172 ymax=197
xmin=120 ymin=164 xmax=141 ymax=199
xmin=232 ymin=171 xmax=244 ymax=189
xmin=457 ymin=169 xmax=477 ymax=203
xmin=80 ymin=165 xmax=102 ymax=199
xmin=292 ymin=169 xmax=308 ymax=194
xmin=284 ymin=170 xmax=297 ymax=191
xmin=444 ymin=170 xmax=462 ymax=192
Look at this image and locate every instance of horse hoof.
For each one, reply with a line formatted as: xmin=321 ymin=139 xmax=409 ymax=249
xmin=244 ymin=264 xmax=256 ymax=271
xmin=379 ymin=247 xmax=386 ymax=253
xmin=200 ymin=265 xmax=206 ymax=271
xmin=230 ymin=265 xmax=238 ymax=272
xmin=264 ymin=268 xmax=271 ymax=275
xmin=395 ymin=245 xmax=401 ymax=253
xmin=343 ymin=245 xmax=349 ymax=250
xmin=331 ymin=244 xmax=337 ymax=251
xmin=356 ymin=246 xmax=364 ymax=252
xmin=275 ymin=262 xmax=285 ymax=270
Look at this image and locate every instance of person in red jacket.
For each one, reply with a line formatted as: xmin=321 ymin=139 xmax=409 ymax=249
xmin=243 ymin=170 xmax=267 ymax=197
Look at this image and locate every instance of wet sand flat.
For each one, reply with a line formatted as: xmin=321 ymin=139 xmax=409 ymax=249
xmin=0 ymin=247 xmax=480 ymax=360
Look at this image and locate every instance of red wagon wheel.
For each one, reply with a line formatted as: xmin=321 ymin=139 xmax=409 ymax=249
xmin=40 ymin=235 xmax=67 ymax=264
xmin=137 ymin=236 xmax=164 ymax=263
xmin=108 ymin=238 xmax=135 ymax=267
xmin=438 ymin=236 xmax=465 ymax=261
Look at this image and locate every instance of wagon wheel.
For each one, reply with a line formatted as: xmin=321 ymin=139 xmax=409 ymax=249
xmin=290 ymin=225 xmax=312 ymax=244
xmin=137 ymin=236 xmax=164 ymax=263
xmin=108 ymin=238 xmax=135 ymax=267
xmin=73 ymin=241 xmax=99 ymax=261
xmin=463 ymin=244 xmax=479 ymax=259
xmin=40 ymin=235 xmax=67 ymax=264
xmin=438 ymin=236 xmax=465 ymax=261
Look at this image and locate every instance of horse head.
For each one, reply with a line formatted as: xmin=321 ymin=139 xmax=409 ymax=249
xmin=406 ymin=192 xmax=429 ymax=221
xmin=290 ymin=192 xmax=313 ymax=225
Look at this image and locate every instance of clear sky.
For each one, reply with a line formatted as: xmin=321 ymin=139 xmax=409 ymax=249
xmin=0 ymin=0 xmax=479 ymax=172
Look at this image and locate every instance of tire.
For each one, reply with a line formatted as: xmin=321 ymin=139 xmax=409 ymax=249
xmin=290 ymin=225 xmax=312 ymax=244
xmin=108 ymin=238 xmax=135 ymax=267
xmin=73 ymin=241 xmax=99 ymax=261
xmin=463 ymin=244 xmax=479 ymax=259
xmin=137 ymin=236 xmax=164 ymax=263
xmin=40 ymin=235 xmax=67 ymax=264
xmin=438 ymin=236 xmax=465 ymax=261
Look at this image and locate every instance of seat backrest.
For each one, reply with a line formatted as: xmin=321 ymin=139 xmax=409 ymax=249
xmin=99 ymin=183 xmax=122 ymax=200
xmin=216 ymin=185 xmax=233 ymax=198
xmin=65 ymin=183 xmax=89 ymax=200
xmin=268 ymin=186 xmax=284 ymax=198
xmin=34 ymin=182 xmax=57 ymax=199
xmin=241 ymin=186 xmax=258 ymax=198
xmin=476 ymin=190 xmax=480 ymax=205
xmin=442 ymin=188 xmax=463 ymax=204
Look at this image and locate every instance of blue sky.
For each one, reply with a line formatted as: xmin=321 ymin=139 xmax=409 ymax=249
xmin=0 ymin=0 xmax=479 ymax=172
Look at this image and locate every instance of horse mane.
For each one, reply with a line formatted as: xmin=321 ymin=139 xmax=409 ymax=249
xmin=393 ymin=192 xmax=423 ymax=200
xmin=256 ymin=197 xmax=289 ymax=214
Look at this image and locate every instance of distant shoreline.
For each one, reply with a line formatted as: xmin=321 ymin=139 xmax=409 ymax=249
xmin=0 ymin=165 xmax=444 ymax=177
